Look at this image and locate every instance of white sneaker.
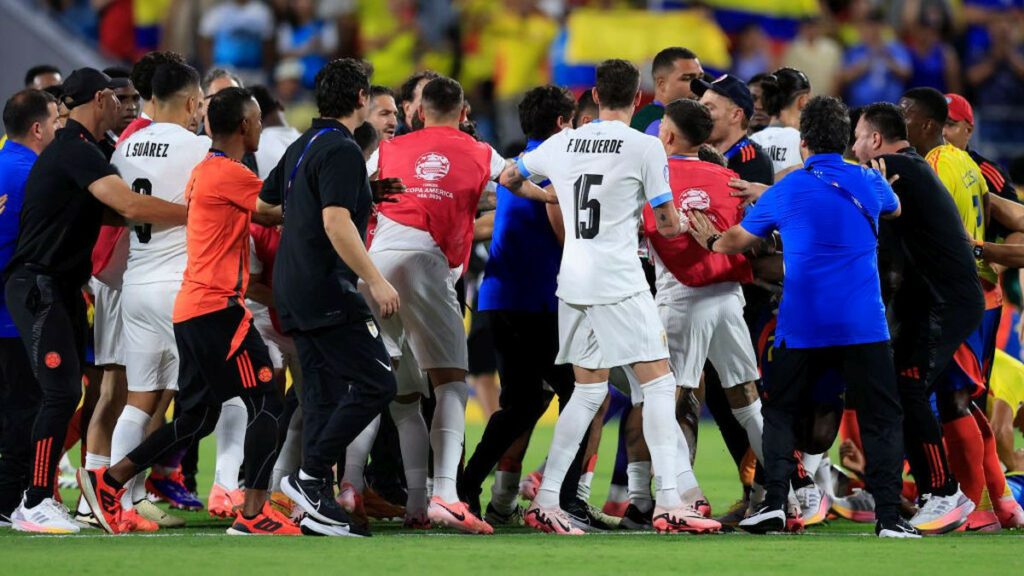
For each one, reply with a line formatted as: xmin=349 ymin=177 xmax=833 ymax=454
xmin=11 ymin=497 xmax=80 ymax=534
xmin=795 ymin=484 xmax=831 ymax=525
xmin=910 ymin=489 xmax=974 ymax=535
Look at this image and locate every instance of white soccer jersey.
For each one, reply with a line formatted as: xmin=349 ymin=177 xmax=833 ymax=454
xmin=519 ymin=120 xmax=672 ymax=305
xmin=113 ymin=123 xmax=211 ymax=286
xmin=750 ymin=125 xmax=802 ymax=175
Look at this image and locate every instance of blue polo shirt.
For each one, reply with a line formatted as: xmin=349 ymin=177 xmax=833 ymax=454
xmin=0 ymin=141 xmax=39 ymax=338
xmin=478 ymin=139 xmax=561 ymax=313
xmin=740 ymin=153 xmax=899 ymax=349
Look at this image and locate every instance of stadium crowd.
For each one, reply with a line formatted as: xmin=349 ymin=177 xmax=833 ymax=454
xmin=2 ymin=0 xmax=1024 ymax=542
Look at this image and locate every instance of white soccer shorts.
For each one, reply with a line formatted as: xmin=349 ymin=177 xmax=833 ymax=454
xmin=556 ymin=290 xmax=669 ymax=371
xmin=121 ymin=282 xmax=180 ymax=392
xmin=657 ymin=282 xmax=760 ymax=390
xmin=90 ymin=277 xmax=125 ymax=366
xmin=362 ymin=249 xmax=468 ymax=372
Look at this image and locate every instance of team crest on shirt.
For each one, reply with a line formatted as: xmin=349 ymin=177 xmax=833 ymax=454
xmin=367 ymin=320 xmax=379 ymax=338
xmin=258 ymin=367 xmax=273 ymax=383
xmin=678 ymin=188 xmax=711 ymax=211
xmin=415 ymin=152 xmax=450 ymax=182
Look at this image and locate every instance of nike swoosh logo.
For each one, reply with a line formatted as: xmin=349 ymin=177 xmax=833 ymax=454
xmin=437 ymin=503 xmax=465 ymax=522
xmin=375 ymin=359 xmax=392 ymax=372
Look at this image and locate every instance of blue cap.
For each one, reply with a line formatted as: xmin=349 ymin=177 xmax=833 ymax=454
xmin=691 ymin=74 xmax=754 ymax=121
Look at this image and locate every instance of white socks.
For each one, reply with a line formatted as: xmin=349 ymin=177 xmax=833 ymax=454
xmin=111 ymin=405 xmax=149 ymax=508
xmin=490 ymin=470 xmax=520 ymax=513
xmin=390 ymin=399 xmax=429 ymax=515
xmin=430 ymin=381 xmax=469 ymax=502
xmin=535 ymin=383 xmax=608 ymax=508
xmin=641 ymin=374 xmax=681 ymax=509
xmin=271 ymin=407 xmax=303 ymax=492
xmin=214 ymin=398 xmax=246 ymax=490
xmin=342 ymin=415 xmax=380 ymax=493
xmin=731 ymin=399 xmax=764 ymax=464
xmin=627 ymin=461 xmax=653 ymax=513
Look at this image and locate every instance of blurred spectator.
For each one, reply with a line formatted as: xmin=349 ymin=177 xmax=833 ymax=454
xmin=277 ymin=0 xmax=339 ymax=89
xmin=747 ymin=73 xmax=772 ymax=133
xmin=782 ymin=17 xmax=842 ymax=96
xmin=199 ymin=0 xmax=276 ymax=86
xmin=24 ymin=66 xmax=62 ymax=90
xmin=730 ymin=23 xmax=772 ymax=81
xmin=250 ymin=85 xmax=301 ymax=180
xmin=94 ymin=0 xmax=134 ymax=61
xmin=906 ymin=13 xmax=961 ymax=94
xmin=838 ymin=10 xmax=912 ymax=107
xmin=965 ymin=17 xmax=1024 ymax=110
xmin=491 ymin=0 xmax=558 ymax=148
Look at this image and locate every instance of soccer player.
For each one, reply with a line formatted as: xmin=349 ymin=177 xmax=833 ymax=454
xmin=368 ymin=75 xmax=512 ymax=534
xmin=259 ymin=59 xmax=400 ymax=537
xmin=0 ymin=89 xmax=58 ymax=526
xmin=631 ymin=47 xmax=703 ymax=136
xmin=749 ymin=67 xmax=810 ymax=178
xmin=850 ymin=102 xmax=980 ymax=533
xmin=690 ymin=95 xmax=916 ymax=538
xmin=5 ymin=67 xmax=186 ymax=534
xmin=644 ymin=97 xmax=763 ymax=520
xmin=106 ymin=60 xmax=210 ymax=531
xmin=460 ymin=85 xmax=590 ymax=528
xmin=901 ymin=87 xmax=1021 ymax=530
xmin=80 ymin=87 xmax=298 ymax=536
xmin=501 ymin=59 xmax=718 ymax=535
xmin=368 ymin=85 xmax=399 ymax=140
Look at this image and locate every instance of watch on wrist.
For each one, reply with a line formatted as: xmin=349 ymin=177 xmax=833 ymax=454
xmin=706 ymin=233 xmax=722 ymax=252
xmin=973 ymin=241 xmax=985 ymax=260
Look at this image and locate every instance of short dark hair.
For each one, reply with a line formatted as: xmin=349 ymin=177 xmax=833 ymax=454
xmin=902 ymin=86 xmax=948 ymax=123
xmin=315 ymin=58 xmax=371 ymax=119
xmin=595 ymin=59 xmax=640 ymax=110
xmin=353 ymin=121 xmax=379 ymax=156
xmin=664 ymin=98 xmax=713 ymax=146
xmin=399 ymin=71 xmax=441 ymax=104
xmin=860 ymin=102 xmax=908 ymax=143
xmin=421 ymin=76 xmax=464 ymax=118
xmin=652 ymin=47 xmax=697 ymax=76
xmin=132 ymin=51 xmax=186 ymax=100
xmin=370 ymin=85 xmax=394 ymax=100
xmin=759 ymin=67 xmax=811 ymax=117
xmin=103 ymin=66 xmax=131 ymax=80
xmin=151 ymin=61 xmax=200 ymax=102
xmin=575 ymin=88 xmax=598 ymax=127
xmin=3 ymin=89 xmax=56 ymax=138
xmin=518 ymin=85 xmax=575 ymax=140
xmin=800 ymin=95 xmax=850 ymax=155
xmin=207 ymin=87 xmax=254 ymax=137
xmin=250 ymin=85 xmax=282 ymax=119
xmin=24 ymin=65 xmax=60 ymax=87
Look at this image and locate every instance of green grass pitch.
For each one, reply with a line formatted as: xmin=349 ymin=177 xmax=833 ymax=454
xmin=2 ymin=421 xmax=1021 ymax=575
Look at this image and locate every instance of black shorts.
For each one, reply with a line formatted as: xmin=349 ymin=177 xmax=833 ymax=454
xmin=174 ymin=306 xmax=275 ymax=411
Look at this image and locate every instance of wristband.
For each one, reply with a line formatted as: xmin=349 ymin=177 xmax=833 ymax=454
xmin=706 ymin=233 xmax=722 ymax=252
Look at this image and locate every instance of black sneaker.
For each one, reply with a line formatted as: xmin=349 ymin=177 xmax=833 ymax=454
xmin=876 ymin=516 xmax=922 ymax=539
xmin=282 ymin=473 xmax=352 ymax=528
xmin=619 ymin=503 xmax=653 ymax=531
xmin=738 ymin=505 xmax=786 ymax=534
xmin=563 ymin=498 xmax=605 ymax=532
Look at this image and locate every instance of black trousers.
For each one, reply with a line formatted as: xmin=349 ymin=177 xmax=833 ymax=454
xmin=0 ymin=337 xmax=41 ymax=516
xmin=764 ymin=341 xmax=904 ymax=522
xmin=296 ymin=318 xmax=397 ymax=480
xmin=892 ymin=300 xmax=981 ymax=497
xmin=5 ymin=268 xmax=87 ymax=505
xmin=461 ymin=310 xmax=583 ymax=506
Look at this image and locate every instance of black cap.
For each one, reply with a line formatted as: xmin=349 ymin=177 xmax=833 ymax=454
xmin=61 ymin=67 xmax=130 ymax=109
xmin=691 ymin=74 xmax=754 ymax=120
